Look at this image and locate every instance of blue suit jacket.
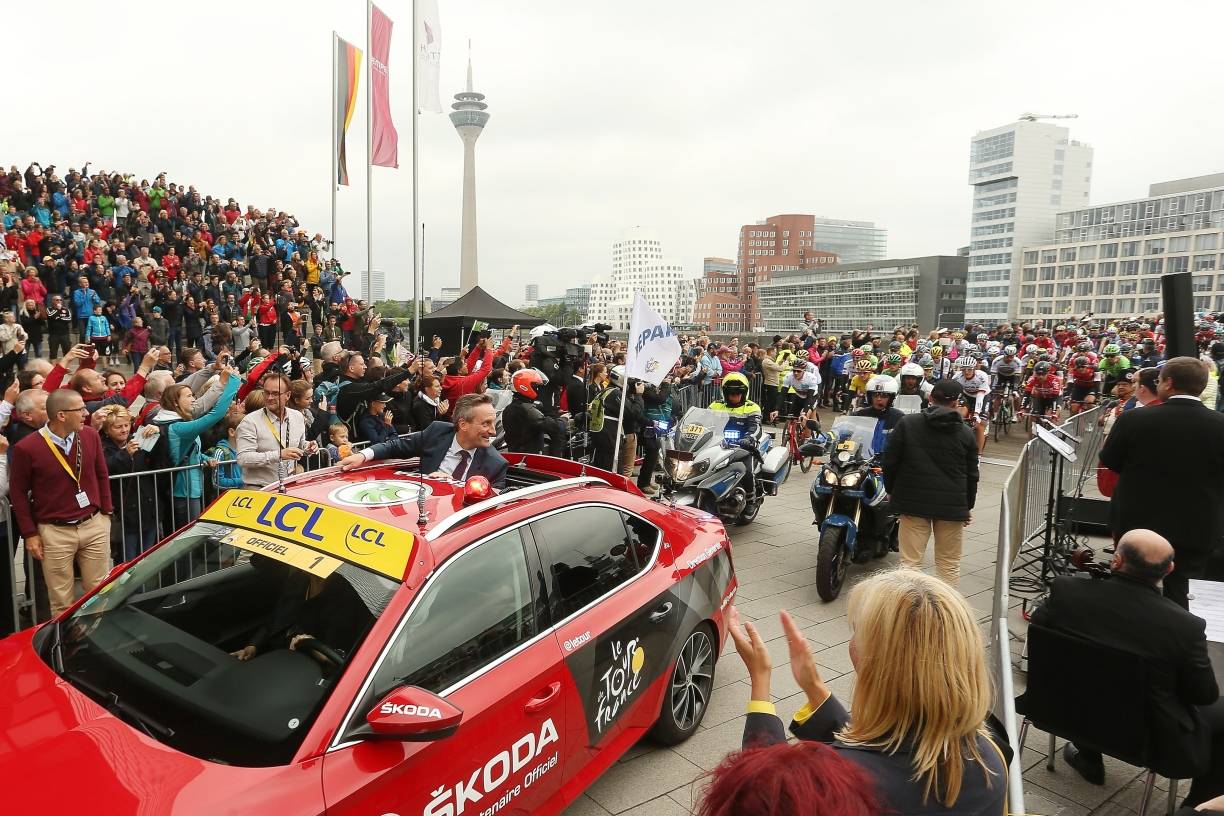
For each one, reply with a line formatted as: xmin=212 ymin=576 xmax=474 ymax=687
xmin=369 ymin=422 xmax=508 ymax=490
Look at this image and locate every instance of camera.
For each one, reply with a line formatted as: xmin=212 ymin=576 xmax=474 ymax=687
xmin=377 ymin=318 xmax=404 ymax=347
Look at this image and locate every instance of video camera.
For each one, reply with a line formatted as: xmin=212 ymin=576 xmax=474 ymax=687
xmin=377 ymin=318 xmax=404 ymax=347
xmin=529 ymin=323 xmax=612 ymax=414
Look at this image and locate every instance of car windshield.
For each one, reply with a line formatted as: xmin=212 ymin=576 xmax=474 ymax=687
xmin=52 ymin=514 xmax=399 ymax=767
xmin=827 ymin=415 xmax=881 ymax=459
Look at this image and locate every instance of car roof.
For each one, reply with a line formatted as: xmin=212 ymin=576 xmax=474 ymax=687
xmin=267 ymin=454 xmax=643 ymax=577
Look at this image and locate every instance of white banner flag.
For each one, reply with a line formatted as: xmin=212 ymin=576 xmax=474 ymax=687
xmin=626 ymin=292 xmax=682 ymax=387
xmin=416 ymin=0 xmax=442 ymax=113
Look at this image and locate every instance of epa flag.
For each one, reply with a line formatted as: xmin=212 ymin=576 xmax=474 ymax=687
xmin=626 ymin=292 xmax=682 ymax=388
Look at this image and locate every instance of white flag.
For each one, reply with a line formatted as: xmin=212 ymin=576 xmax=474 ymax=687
xmin=626 ymin=292 xmax=682 ymax=387
xmin=416 ymin=0 xmax=442 ymax=113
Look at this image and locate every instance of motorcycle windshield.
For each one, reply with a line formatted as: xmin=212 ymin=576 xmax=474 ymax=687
xmin=827 ymin=415 xmax=881 ymax=460
xmin=673 ymin=407 xmax=734 ymax=453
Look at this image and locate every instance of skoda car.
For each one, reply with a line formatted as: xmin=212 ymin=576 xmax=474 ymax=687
xmin=0 ymin=454 xmax=736 ymax=815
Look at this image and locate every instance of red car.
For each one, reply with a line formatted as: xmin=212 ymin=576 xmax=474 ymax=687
xmin=0 ymin=454 xmax=736 ymax=815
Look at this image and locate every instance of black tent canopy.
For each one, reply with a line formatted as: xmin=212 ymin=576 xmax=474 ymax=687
xmin=419 ymin=286 xmax=545 ymax=353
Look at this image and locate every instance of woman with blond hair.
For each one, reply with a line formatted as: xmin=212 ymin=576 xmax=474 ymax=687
xmin=729 ymin=568 xmax=1009 ymax=814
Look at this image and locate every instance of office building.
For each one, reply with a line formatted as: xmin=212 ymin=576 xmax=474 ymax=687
xmin=524 ymin=284 xmax=539 ymax=304
xmin=433 ymin=286 xmax=461 ymax=311
xmin=361 ymin=269 xmax=386 ymax=302
xmin=811 ymin=218 xmax=887 ymax=263
xmin=584 ymin=227 xmax=687 ymax=330
xmin=1016 ymin=173 xmax=1224 ymax=321
xmin=450 ymin=53 xmax=490 ymax=294
xmin=964 ymin=119 xmax=1092 ymax=324
xmin=675 ymin=277 xmax=700 ymax=327
xmin=536 ymin=295 xmax=566 ymax=308
xmin=564 ymin=285 xmax=590 ymax=316
xmin=692 ymin=216 xmax=840 ymax=333
xmin=758 ymin=256 xmax=967 ymax=335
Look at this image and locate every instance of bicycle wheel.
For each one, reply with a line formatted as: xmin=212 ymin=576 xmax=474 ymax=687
xmin=790 ymin=422 xmax=815 ymax=473
xmin=992 ymin=406 xmax=1003 ymax=444
xmin=1001 ymin=402 xmax=1013 ymax=436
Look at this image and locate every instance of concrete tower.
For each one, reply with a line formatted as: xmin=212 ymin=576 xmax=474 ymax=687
xmin=449 ymin=47 xmax=489 ymax=294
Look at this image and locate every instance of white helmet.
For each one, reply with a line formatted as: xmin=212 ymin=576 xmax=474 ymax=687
xmin=609 ymin=365 xmax=627 ymax=387
xmin=865 ymin=374 xmax=899 ymax=395
xmin=899 ymin=362 xmax=924 ymax=379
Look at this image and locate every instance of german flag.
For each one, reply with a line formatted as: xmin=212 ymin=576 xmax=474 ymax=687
xmin=335 ymin=36 xmax=363 ymax=186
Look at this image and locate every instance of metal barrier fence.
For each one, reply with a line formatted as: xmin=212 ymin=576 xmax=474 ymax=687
xmin=672 ymin=372 xmax=768 ymax=416
xmin=989 ymin=403 xmax=1109 ymax=813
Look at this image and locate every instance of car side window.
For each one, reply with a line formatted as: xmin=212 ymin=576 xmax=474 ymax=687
xmin=369 ymin=528 xmax=537 ymax=697
xmin=533 ymin=507 xmax=656 ymax=619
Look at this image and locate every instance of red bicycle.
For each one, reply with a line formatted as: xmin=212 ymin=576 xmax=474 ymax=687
xmin=779 ymin=414 xmax=817 ymax=472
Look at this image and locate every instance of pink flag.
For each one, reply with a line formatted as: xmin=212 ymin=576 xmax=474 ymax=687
xmin=369 ymin=3 xmax=399 ymax=168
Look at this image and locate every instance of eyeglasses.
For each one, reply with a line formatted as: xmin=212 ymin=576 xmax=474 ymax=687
xmin=61 ymin=406 xmax=87 ymax=413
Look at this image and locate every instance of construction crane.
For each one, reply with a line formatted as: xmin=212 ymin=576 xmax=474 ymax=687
xmin=1018 ymin=112 xmax=1078 ymax=122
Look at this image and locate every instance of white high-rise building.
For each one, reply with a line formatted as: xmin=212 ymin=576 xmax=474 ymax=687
xmin=964 ymin=119 xmax=1092 ymax=324
xmin=524 ymin=284 xmax=539 ymax=304
xmin=675 ymin=277 xmax=700 ymax=326
xmin=586 ymin=227 xmax=687 ymax=330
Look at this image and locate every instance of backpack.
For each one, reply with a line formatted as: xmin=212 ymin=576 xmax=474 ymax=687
xmin=587 ymin=387 xmax=615 ymax=433
xmin=145 ymin=415 xmax=184 ymax=470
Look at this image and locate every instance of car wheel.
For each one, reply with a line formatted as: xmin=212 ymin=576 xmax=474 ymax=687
xmin=650 ymin=625 xmax=716 ymax=745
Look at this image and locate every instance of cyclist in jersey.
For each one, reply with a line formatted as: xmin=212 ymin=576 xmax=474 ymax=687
xmin=1067 ymin=355 xmax=1099 ymax=414
xmin=895 ymin=362 xmax=930 ymax=412
xmin=952 ymin=356 xmax=990 ymax=453
xmin=1024 ymin=360 xmax=1063 ymax=433
xmin=776 ymin=359 xmax=821 ymax=432
xmin=989 ymin=345 xmax=1023 ymax=421
xmin=1099 ymin=343 xmax=1132 ymax=395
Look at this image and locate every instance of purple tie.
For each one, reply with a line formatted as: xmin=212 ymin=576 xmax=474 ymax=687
xmin=452 ymin=449 xmax=471 ymax=481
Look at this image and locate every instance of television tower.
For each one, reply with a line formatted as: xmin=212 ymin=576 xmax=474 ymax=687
xmin=450 ymin=43 xmax=489 ymax=294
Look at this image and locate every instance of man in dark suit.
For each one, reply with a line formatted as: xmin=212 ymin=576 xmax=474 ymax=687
xmin=1030 ymin=529 xmax=1224 ymax=806
xmin=339 ymin=392 xmax=508 ymax=490
xmin=1099 ymin=357 xmax=1224 ymax=608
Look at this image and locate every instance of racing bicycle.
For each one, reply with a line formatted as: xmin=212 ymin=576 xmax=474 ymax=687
xmin=779 ymin=414 xmax=817 ymax=473
xmin=991 ymin=384 xmax=1017 ymax=443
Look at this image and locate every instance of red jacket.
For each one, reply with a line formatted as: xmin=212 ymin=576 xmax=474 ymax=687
xmin=9 ymin=425 xmax=113 ymax=536
xmin=443 ymin=347 xmax=496 ymax=407
xmin=257 ymin=303 xmax=278 ymax=326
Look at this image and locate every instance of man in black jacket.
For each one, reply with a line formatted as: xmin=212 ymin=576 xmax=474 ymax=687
xmin=1030 ymin=529 xmax=1224 ymax=804
xmin=1098 ymin=357 xmax=1224 ymax=608
xmin=881 ymin=379 xmax=978 ymax=587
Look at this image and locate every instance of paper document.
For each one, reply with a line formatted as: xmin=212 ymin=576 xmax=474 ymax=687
xmin=1189 ymin=579 xmax=1224 ymax=642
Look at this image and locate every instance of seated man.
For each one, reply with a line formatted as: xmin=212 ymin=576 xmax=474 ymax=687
xmin=339 ymin=392 xmax=507 ymax=490
xmin=1030 ymin=529 xmax=1224 ymax=806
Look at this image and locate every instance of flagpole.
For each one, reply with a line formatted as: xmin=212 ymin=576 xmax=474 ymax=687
xmin=365 ymin=0 xmax=374 ymax=303
xmin=411 ymin=0 xmax=421 ymax=350
xmin=610 ymin=374 xmax=630 ymax=474
xmin=330 ymin=31 xmax=338 ymax=262
xmin=417 ymin=222 xmax=425 ymax=349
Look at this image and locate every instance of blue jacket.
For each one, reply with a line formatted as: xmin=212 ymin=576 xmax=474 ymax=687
xmin=72 ymin=287 xmax=101 ymax=317
xmin=85 ymin=314 xmax=111 ymax=339
xmin=162 ymin=376 xmax=241 ymax=499
xmin=207 ymin=439 xmax=245 ymax=489
xmin=358 ymin=413 xmax=399 ymax=445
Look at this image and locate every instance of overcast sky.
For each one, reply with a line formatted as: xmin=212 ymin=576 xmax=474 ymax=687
xmin=10 ymin=0 xmax=1224 ymax=306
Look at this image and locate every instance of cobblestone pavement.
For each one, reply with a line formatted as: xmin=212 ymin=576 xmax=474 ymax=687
xmin=563 ymin=431 xmax=1173 ymax=816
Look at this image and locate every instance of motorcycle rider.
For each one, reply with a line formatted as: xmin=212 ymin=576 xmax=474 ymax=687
xmin=853 ymin=374 xmax=905 ymax=453
xmin=502 ymin=368 xmax=549 ymax=454
xmin=709 ymin=371 xmax=763 ymax=435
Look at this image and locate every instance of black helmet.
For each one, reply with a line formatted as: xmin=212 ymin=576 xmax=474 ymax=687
xmin=888 ymin=340 xmax=901 ymax=352
xmin=1035 ymin=361 xmax=1052 ymax=376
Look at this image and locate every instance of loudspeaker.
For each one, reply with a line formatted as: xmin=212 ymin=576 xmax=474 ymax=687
xmin=1161 ymin=272 xmax=1195 ymax=359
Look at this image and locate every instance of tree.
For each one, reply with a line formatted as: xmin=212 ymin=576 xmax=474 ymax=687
xmin=371 ymin=299 xmax=426 ymax=318
xmin=524 ymin=304 xmax=582 ymax=327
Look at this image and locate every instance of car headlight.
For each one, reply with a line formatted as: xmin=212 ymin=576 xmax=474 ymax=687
xmin=822 ymin=468 xmax=838 ymax=486
xmin=840 ymin=471 xmax=863 ymax=488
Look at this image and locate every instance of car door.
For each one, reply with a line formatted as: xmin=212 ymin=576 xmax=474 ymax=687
xmin=322 ymin=526 xmax=568 ymax=816
xmin=529 ymin=505 xmax=677 ymax=770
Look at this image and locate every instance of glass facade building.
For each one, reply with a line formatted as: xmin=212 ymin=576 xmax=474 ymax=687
xmin=757 ymin=256 xmax=966 ymax=334
xmin=810 ymin=218 xmax=887 ymax=263
xmin=1017 ymin=179 xmax=1224 ymax=320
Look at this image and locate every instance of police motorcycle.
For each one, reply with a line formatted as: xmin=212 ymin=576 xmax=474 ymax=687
xmin=810 ymin=415 xmax=897 ymax=601
xmin=661 ymin=407 xmax=790 ymax=525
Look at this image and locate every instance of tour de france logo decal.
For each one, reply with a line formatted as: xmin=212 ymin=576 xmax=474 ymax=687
xmin=594 ymin=637 xmax=646 ymax=734
xmin=328 ymin=480 xmax=433 ymax=508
